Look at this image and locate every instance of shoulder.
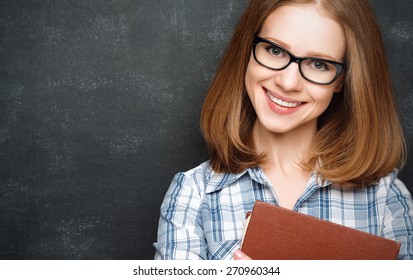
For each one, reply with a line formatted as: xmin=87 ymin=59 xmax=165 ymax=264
xmin=160 ymin=161 xmax=246 ymax=214
xmin=373 ymin=170 xmax=413 ymax=224
xmin=162 ymin=162 xmax=209 ymax=202
xmin=168 ymin=161 xmax=251 ymax=195
xmin=376 ymin=172 xmax=413 ymax=259
xmin=375 ymin=170 xmax=412 ymax=200
xmin=170 ymin=161 xmax=213 ymax=192
xmin=163 ymin=161 xmax=219 ymax=201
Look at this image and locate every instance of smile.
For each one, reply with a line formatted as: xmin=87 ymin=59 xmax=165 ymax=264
xmin=265 ymin=89 xmax=302 ymax=108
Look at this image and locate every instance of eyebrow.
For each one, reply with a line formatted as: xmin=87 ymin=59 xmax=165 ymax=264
xmin=263 ymin=36 xmax=340 ymax=62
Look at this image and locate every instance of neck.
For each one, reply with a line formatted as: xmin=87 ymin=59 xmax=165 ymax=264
xmin=252 ymin=120 xmax=317 ymax=173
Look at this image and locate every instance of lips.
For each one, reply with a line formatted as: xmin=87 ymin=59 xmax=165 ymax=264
xmin=264 ymin=88 xmax=303 ymax=108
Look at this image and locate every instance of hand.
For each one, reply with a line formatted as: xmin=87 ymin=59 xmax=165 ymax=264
xmin=234 ymin=249 xmax=252 ymax=260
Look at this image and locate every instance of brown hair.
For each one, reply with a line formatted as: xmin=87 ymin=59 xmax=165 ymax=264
xmin=200 ymin=0 xmax=406 ymax=187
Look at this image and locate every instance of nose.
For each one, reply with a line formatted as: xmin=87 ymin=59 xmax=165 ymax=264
xmin=273 ymin=62 xmax=303 ymax=92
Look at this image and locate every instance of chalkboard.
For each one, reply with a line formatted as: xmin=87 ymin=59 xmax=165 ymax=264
xmin=0 ymin=0 xmax=411 ymax=259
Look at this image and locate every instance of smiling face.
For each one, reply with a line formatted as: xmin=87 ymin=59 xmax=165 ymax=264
xmin=245 ymin=4 xmax=346 ymax=136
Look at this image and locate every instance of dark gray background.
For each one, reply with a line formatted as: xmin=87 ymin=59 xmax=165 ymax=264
xmin=0 ymin=0 xmax=412 ymax=259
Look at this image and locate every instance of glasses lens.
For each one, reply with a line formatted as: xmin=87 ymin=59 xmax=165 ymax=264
xmin=300 ymin=59 xmax=339 ymax=84
xmin=254 ymin=41 xmax=290 ymax=70
xmin=254 ymin=39 xmax=342 ymax=84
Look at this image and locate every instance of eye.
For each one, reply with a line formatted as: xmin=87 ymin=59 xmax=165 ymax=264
xmin=310 ymin=60 xmax=329 ymax=71
xmin=266 ymin=46 xmax=285 ymax=57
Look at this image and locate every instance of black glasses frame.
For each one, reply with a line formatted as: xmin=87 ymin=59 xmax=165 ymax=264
xmin=252 ymin=36 xmax=345 ymax=85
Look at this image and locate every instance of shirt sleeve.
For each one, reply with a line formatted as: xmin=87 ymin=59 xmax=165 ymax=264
xmin=153 ymin=172 xmax=207 ymax=259
xmin=381 ymin=178 xmax=413 ymax=260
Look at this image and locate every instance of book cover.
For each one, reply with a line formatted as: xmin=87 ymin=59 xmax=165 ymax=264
xmin=240 ymin=201 xmax=400 ymax=260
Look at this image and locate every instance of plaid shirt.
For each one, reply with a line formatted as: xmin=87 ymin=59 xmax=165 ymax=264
xmin=154 ymin=161 xmax=413 ymax=260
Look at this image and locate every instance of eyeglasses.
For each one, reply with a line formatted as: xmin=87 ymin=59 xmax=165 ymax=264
xmin=252 ymin=36 xmax=345 ymax=85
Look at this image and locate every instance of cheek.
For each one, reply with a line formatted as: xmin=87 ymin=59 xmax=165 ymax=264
xmin=306 ymin=85 xmax=336 ymax=109
xmin=245 ymin=61 xmax=256 ymax=98
xmin=314 ymin=93 xmax=335 ymax=115
xmin=320 ymin=94 xmax=334 ymax=109
xmin=245 ymin=56 xmax=265 ymax=96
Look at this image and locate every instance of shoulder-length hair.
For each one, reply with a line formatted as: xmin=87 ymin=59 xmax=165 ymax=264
xmin=200 ymin=0 xmax=406 ymax=187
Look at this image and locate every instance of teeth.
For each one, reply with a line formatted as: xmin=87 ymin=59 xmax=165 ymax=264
xmin=266 ymin=90 xmax=301 ymax=108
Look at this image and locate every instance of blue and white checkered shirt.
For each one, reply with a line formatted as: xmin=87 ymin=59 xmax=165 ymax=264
xmin=154 ymin=161 xmax=413 ymax=260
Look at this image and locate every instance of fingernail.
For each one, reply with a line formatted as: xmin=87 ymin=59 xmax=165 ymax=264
xmin=234 ymin=249 xmax=245 ymax=259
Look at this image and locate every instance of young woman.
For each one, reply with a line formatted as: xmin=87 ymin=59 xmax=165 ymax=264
xmin=154 ymin=0 xmax=413 ymax=260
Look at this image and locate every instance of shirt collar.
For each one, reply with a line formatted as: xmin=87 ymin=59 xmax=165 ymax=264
xmin=205 ymin=165 xmax=331 ymax=194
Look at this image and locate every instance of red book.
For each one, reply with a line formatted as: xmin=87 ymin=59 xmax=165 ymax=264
xmin=240 ymin=201 xmax=400 ymax=260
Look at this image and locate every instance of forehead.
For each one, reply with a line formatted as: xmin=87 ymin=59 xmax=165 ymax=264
xmin=260 ymin=4 xmax=346 ymax=60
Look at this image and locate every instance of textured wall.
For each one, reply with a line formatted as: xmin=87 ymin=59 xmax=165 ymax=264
xmin=0 ymin=0 xmax=411 ymax=259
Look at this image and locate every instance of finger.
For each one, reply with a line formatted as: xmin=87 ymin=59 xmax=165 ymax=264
xmin=234 ymin=249 xmax=252 ymax=260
